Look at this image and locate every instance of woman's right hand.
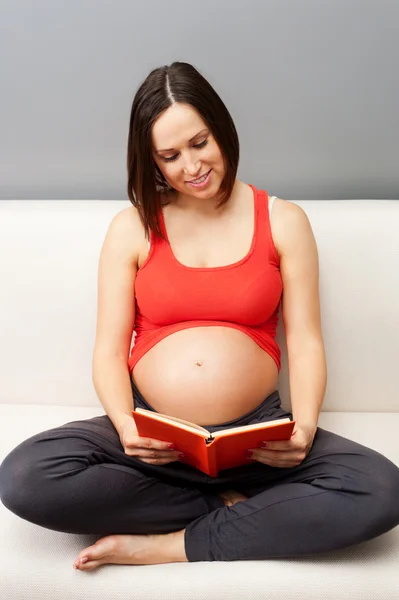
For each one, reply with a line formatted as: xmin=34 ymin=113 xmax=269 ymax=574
xmin=119 ymin=417 xmax=183 ymax=465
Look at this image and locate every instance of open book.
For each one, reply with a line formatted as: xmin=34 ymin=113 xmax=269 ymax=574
xmin=132 ymin=407 xmax=295 ymax=477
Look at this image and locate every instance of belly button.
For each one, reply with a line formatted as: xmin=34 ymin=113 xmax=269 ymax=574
xmin=194 ymin=360 xmax=203 ymax=366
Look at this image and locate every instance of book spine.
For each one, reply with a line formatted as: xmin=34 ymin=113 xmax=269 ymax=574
xmin=206 ymin=438 xmax=218 ymax=477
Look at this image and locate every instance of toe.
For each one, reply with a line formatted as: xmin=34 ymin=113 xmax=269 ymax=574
xmin=77 ymin=559 xmax=104 ymax=571
xmin=76 ymin=535 xmax=117 ymax=564
xmin=75 ymin=546 xmax=95 ymax=563
xmin=73 ymin=557 xmax=88 ymax=570
xmin=74 ymin=535 xmax=122 ymax=570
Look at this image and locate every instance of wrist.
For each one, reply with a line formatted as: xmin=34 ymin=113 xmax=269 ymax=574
xmin=294 ymin=419 xmax=318 ymax=434
xmin=115 ymin=413 xmax=134 ymax=436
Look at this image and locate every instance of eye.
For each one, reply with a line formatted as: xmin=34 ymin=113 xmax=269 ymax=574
xmin=163 ymin=138 xmax=209 ymax=163
xmin=163 ymin=154 xmax=178 ymax=163
xmin=194 ymin=139 xmax=208 ymax=150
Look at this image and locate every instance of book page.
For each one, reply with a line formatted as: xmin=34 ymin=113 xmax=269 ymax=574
xmin=134 ymin=408 xmax=211 ymax=435
xmin=212 ymin=417 xmax=291 ymax=438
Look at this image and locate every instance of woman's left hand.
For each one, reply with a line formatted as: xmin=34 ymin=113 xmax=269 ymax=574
xmin=247 ymin=422 xmax=317 ymax=468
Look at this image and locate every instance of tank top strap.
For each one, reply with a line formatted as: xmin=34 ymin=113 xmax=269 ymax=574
xmin=255 ymin=189 xmax=279 ymax=265
xmin=269 ymin=195 xmax=277 ymax=220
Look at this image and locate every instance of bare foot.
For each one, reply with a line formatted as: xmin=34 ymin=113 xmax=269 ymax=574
xmin=218 ymin=489 xmax=248 ymax=507
xmin=73 ymin=529 xmax=187 ymax=571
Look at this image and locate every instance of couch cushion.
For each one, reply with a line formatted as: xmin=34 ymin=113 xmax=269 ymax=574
xmin=1 ymin=406 xmax=398 ymax=599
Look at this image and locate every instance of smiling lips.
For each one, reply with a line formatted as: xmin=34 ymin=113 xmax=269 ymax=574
xmin=187 ymin=169 xmax=211 ymax=184
xmin=186 ymin=169 xmax=212 ymax=188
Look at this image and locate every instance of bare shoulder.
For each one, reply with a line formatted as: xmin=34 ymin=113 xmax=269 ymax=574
xmin=102 ymin=205 xmax=146 ymax=265
xmin=110 ymin=204 xmax=143 ymax=233
xmin=270 ymin=197 xmax=316 ymax=259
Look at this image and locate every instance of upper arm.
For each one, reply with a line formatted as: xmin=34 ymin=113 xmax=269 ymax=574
xmin=93 ymin=207 xmax=140 ymax=361
xmin=275 ymin=200 xmax=323 ymax=355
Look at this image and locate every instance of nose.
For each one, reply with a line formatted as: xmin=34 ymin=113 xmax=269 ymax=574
xmin=183 ymin=154 xmax=201 ymax=179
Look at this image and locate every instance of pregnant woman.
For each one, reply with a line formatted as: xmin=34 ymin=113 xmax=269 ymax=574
xmin=1 ymin=62 xmax=399 ymax=571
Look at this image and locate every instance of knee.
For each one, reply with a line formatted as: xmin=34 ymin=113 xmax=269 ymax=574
xmin=380 ymin=457 xmax=399 ymax=514
xmin=0 ymin=441 xmax=42 ymax=520
xmin=362 ymin=454 xmax=399 ymax=532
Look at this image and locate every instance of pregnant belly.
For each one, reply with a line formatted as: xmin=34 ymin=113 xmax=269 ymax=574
xmin=131 ymin=326 xmax=279 ymax=425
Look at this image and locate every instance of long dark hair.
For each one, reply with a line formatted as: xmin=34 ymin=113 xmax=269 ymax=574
xmin=126 ymin=62 xmax=240 ymax=241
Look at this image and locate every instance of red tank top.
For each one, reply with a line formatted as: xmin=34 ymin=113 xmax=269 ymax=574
xmin=128 ymin=184 xmax=283 ymax=373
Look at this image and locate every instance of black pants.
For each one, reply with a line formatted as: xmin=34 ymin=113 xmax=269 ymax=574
xmin=1 ymin=379 xmax=399 ymax=562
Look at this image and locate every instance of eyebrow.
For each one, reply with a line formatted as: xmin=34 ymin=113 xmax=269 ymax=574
xmin=155 ymin=128 xmax=209 ymax=154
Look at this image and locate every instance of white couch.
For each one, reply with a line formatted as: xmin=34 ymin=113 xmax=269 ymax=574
xmin=0 ymin=198 xmax=398 ymax=600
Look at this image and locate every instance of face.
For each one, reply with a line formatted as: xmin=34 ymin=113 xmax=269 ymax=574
xmin=151 ymin=102 xmax=226 ymax=200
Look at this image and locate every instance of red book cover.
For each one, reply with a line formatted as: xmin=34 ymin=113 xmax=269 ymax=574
xmin=132 ymin=408 xmax=295 ymax=477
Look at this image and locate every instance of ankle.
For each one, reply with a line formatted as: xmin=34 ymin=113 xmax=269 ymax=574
xmin=158 ymin=530 xmax=188 ymax=563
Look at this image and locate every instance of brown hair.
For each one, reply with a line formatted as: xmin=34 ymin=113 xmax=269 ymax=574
xmin=126 ymin=62 xmax=240 ymax=241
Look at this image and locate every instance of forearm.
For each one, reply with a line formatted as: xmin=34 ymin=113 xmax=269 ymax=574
xmin=287 ymin=341 xmax=327 ymax=430
xmin=92 ymin=351 xmax=135 ymax=436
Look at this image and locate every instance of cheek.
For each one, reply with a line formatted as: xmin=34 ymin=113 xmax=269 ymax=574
xmin=163 ymin=163 xmax=180 ymax=179
xmin=200 ymin=145 xmax=223 ymax=170
xmin=155 ymin=160 xmax=175 ymax=179
xmin=210 ymin=145 xmax=225 ymax=167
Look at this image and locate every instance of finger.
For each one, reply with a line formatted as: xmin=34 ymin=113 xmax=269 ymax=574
xmin=248 ymin=452 xmax=303 ymax=468
xmin=128 ymin=449 xmax=182 ymax=460
xmin=249 ymin=449 xmax=306 ymax=464
xmin=139 ymin=456 xmax=183 ymax=465
xmin=126 ymin=437 xmax=175 ymax=450
xmin=259 ymin=441 xmax=295 ymax=451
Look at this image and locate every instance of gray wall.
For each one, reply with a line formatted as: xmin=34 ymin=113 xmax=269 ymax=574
xmin=1 ymin=0 xmax=398 ymax=200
